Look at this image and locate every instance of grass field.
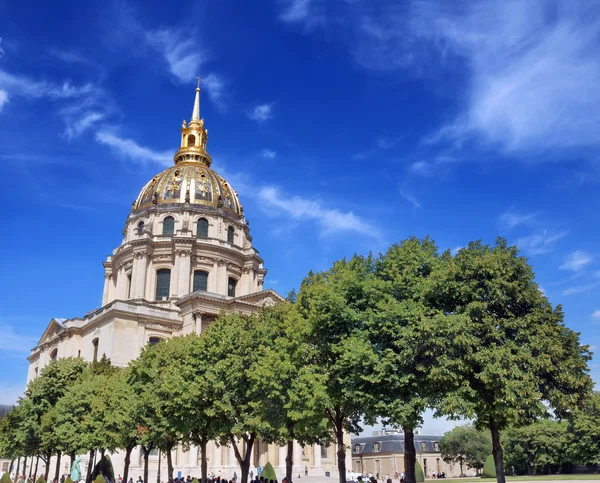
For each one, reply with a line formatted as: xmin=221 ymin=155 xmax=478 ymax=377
xmin=444 ymin=476 xmax=600 ymax=482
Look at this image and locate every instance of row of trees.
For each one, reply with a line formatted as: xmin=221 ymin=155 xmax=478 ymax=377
xmin=441 ymin=406 xmax=600 ymax=478
xmin=0 ymin=237 xmax=594 ymax=483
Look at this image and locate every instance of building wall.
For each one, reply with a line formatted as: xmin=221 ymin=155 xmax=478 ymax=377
xmin=352 ymin=452 xmax=476 ymax=478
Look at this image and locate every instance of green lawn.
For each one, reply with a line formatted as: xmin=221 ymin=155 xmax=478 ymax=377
xmin=444 ymin=476 xmax=600 ymax=482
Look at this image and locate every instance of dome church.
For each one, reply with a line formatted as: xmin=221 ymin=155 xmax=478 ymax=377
xmin=25 ymin=85 xmax=350 ymax=480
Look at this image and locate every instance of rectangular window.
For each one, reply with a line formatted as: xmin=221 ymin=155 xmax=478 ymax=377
xmin=228 ymin=277 xmax=237 ymax=297
xmin=375 ymin=460 xmax=381 ymax=476
xmin=2 ymin=463 xmax=8 ymax=472
xmin=92 ymin=338 xmax=99 ymax=362
xmin=156 ymin=269 xmax=171 ymax=300
xmin=321 ymin=445 xmax=328 ymax=459
xmin=193 ymin=271 xmax=209 ymax=292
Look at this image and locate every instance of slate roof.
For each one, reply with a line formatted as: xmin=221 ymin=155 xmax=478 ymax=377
xmin=351 ymin=434 xmax=441 ymax=455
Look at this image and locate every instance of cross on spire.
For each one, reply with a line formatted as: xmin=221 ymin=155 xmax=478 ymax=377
xmin=191 ymin=78 xmax=201 ymax=122
xmin=196 ymin=76 xmax=202 ymax=90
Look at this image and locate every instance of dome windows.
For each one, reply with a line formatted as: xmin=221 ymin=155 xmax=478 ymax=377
xmin=137 ymin=221 xmax=145 ymax=236
xmin=227 ymin=226 xmax=235 ymax=244
xmin=197 ymin=218 xmax=209 ymax=238
xmin=228 ymin=277 xmax=237 ymax=297
xmin=155 ymin=269 xmax=171 ymax=301
xmin=163 ymin=216 xmax=175 ymax=235
xmin=193 ymin=271 xmax=209 ymax=292
xmin=187 ymin=134 xmax=196 ymax=147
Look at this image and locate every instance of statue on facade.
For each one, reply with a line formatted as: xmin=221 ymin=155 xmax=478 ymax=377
xmin=70 ymin=456 xmax=82 ymax=482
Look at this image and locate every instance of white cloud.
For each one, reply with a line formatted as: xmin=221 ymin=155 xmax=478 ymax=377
xmin=562 ymin=283 xmax=598 ymax=296
xmin=65 ymin=112 xmax=105 ymax=139
xmin=499 ymin=211 xmax=537 ymax=230
xmin=146 ymin=28 xmax=206 ymax=83
xmin=279 ymin=0 xmax=325 ymax=28
xmin=202 ymin=73 xmax=226 ymax=111
xmin=560 ymin=250 xmax=593 ymax=272
xmin=0 ymin=70 xmax=100 ymax=101
xmin=451 ymin=246 xmax=463 ymax=256
xmin=0 ymin=89 xmax=8 ymax=111
xmin=249 ymin=103 xmax=274 ymax=122
xmin=0 ymin=323 xmax=38 ymax=353
xmin=96 ymin=131 xmax=172 ymax=166
xmin=399 ymin=190 xmax=421 ymax=209
xmin=0 ymin=37 xmax=4 ymax=58
xmin=515 ymin=230 xmax=566 ymax=255
xmin=593 ymin=310 xmax=600 ymax=318
xmin=409 ymin=160 xmax=433 ymax=177
xmin=261 ymin=149 xmax=277 ymax=159
xmin=258 ymin=185 xmax=381 ymax=239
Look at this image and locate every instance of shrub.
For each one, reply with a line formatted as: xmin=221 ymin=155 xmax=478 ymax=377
xmin=415 ymin=461 xmax=424 ymax=483
xmin=262 ymin=462 xmax=276 ymax=482
xmin=95 ymin=475 xmax=106 ymax=483
xmin=482 ymin=455 xmax=496 ymax=478
xmin=1 ymin=472 xmax=12 ymax=483
xmin=65 ymin=477 xmax=74 ymax=483
xmin=191 ymin=479 xmax=200 ymax=483
xmin=36 ymin=476 xmax=47 ymax=483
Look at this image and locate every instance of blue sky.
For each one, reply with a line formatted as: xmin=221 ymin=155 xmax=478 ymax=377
xmin=1 ymin=0 xmax=600 ymax=433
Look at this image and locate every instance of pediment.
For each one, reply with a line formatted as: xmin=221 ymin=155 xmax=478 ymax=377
xmin=37 ymin=318 xmax=67 ymax=346
xmin=234 ymin=289 xmax=285 ymax=306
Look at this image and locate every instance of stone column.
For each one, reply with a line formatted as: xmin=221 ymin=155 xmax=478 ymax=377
xmin=213 ymin=443 xmax=222 ymax=468
xmin=293 ymin=442 xmax=302 ymax=474
xmin=313 ymin=444 xmax=322 ymax=470
xmin=209 ymin=260 xmax=219 ymax=293
xmin=227 ymin=444 xmax=237 ymax=468
xmin=188 ymin=445 xmax=199 ymax=467
xmin=277 ymin=446 xmax=287 ymax=471
xmin=218 ymin=260 xmax=227 ymax=296
xmin=133 ymin=252 xmax=148 ymax=298
xmin=171 ymin=254 xmax=181 ymax=298
xmin=102 ymin=273 xmax=111 ymax=305
xmin=177 ymin=250 xmax=192 ymax=296
xmin=115 ymin=267 xmax=127 ymax=300
xmin=267 ymin=444 xmax=277 ymax=466
xmin=131 ymin=446 xmax=141 ymax=468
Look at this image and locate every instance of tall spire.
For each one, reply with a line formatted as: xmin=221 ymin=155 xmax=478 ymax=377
xmin=191 ymin=77 xmax=201 ymax=122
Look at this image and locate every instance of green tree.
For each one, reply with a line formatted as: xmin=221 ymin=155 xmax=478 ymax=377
xmin=440 ymin=425 xmax=491 ymax=476
xmin=369 ymin=238 xmax=456 ymax=483
xmin=200 ymin=313 xmax=284 ymax=483
xmin=503 ymin=420 xmax=569 ymax=475
xmin=433 ymin=239 xmax=593 ymax=483
xmin=569 ymin=392 xmax=600 ymax=465
xmin=247 ymin=304 xmax=331 ymax=483
xmin=127 ymin=343 xmax=183 ymax=483
xmin=25 ymin=358 xmax=89 ymax=481
xmin=296 ymin=256 xmax=379 ymax=483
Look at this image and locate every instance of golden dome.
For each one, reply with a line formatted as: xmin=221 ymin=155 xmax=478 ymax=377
xmin=132 ymin=81 xmax=243 ymax=218
xmin=133 ymin=163 xmax=242 ymax=216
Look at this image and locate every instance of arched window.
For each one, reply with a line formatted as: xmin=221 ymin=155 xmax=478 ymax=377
xmin=50 ymin=348 xmax=58 ymax=361
xmin=227 ymin=226 xmax=235 ymax=244
xmin=127 ymin=273 xmax=132 ymax=299
xmin=137 ymin=221 xmax=144 ymax=235
xmin=196 ymin=218 xmax=209 ymax=238
xmin=193 ymin=271 xmax=209 ymax=292
xmin=227 ymin=277 xmax=237 ymax=297
xmin=92 ymin=338 xmax=99 ymax=362
xmin=163 ymin=216 xmax=175 ymax=235
xmin=155 ymin=269 xmax=171 ymax=300
xmin=188 ymin=134 xmax=196 ymax=147
xmin=148 ymin=336 xmax=162 ymax=346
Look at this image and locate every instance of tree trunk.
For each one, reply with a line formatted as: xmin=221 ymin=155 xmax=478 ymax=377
xmin=22 ymin=456 xmax=28 ymax=480
xmin=54 ymin=452 xmax=62 ymax=483
xmin=166 ymin=442 xmax=174 ymax=481
xmin=15 ymin=457 xmax=21 ymax=482
xmin=489 ymin=420 xmax=505 ymax=483
xmin=70 ymin=453 xmax=76 ymax=469
xmin=404 ymin=427 xmax=416 ymax=483
xmin=459 ymin=459 xmax=464 ymax=477
xmin=122 ymin=446 xmax=133 ymax=483
xmin=199 ymin=440 xmax=208 ymax=483
xmin=44 ymin=451 xmax=53 ymax=481
xmin=229 ymin=433 xmax=255 ymax=483
xmin=86 ymin=450 xmax=95 ymax=483
xmin=285 ymin=439 xmax=293 ymax=483
xmin=334 ymin=420 xmax=347 ymax=483
xmin=34 ymin=457 xmax=40 ymax=481
xmin=29 ymin=456 xmax=35 ymax=478
xmin=143 ymin=447 xmax=151 ymax=483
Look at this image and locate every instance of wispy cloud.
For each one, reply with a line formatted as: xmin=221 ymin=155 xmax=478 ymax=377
xmin=562 ymin=283 xmax=598 ymax=296
xmin=202 ymin=73 xmax=226 ymax=111
xmin=146 ymin=27 xmax=206 ymax=83
xmin=0 ymin=323 xmax=38 ymax=354
xmin=451 ymin=246 xmax=463 ymax=256
xmin=249 ymin=103 xmax=274 ymax=122
xmin=279 ymin=0 xmax=325 ymax=28
xmin=516 ymin=230 xmax=567 ymax=255
xmin=0 ymin=37 xmax=4 ymax=58
xmin=408 ymin=155 xmax=458 ymax=177
xmin=499 ymin=210 xmax=537 ymax=230
xmin=0 ymin=89 xmax=7 ymax=111
xmin=353 ymin=135 xmax=403 ymax=160
xmin=258 ymin=185 xmax=381 ymax=239
xmin=560 ymin=250 xmax=593 ymax=272
xmin=65 ymin=112 xmax=105 ymax=139
xmin=96 ymin=131 xmax=172 ymax=166
xmin=399 ymin=190 xmax=421 ymax=209
xmin=592 ymin=310 xmax=600 ymax=318
xmin=261 ymin=149 xmax=277 ymax=159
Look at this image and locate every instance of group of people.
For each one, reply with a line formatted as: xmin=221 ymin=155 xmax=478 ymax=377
xmin=358 ymin=471 xmax=446 ymax=483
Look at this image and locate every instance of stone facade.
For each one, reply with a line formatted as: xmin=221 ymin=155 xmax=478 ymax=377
xmin=24 ymin=87 xmax=351 ymax=482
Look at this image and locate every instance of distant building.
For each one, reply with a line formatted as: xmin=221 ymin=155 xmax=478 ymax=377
xmin=351 ymin=433 xmax=476 ymax=478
